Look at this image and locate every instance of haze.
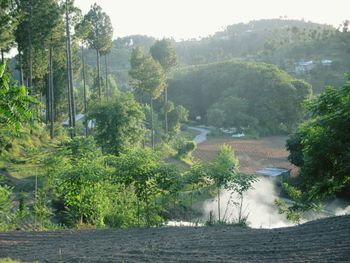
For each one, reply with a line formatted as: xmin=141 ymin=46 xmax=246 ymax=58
xmin=75 ymin=0 xmax=350 ymax=40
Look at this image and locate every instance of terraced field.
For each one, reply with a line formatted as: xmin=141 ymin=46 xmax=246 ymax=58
xmin=1 ymin=215 xmax=349 ymax=262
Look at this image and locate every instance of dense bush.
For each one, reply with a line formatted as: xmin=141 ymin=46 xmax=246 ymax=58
xmin=176 ymin=140 xmax=196 ymax=157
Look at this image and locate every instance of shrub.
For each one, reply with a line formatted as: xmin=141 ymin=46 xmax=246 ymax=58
xmin=177 ymin=140 xmax=196 ymax=157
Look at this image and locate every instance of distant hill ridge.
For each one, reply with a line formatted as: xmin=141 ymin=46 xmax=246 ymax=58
xmin=80 ymin=19 xmax=349 ymax=93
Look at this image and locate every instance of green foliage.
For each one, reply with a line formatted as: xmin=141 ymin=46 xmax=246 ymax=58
xmin=115 ymin=147 xmax=160 ymax=193
xmin=229 ymin=173 xmax=258 ymax=196
xmin=208 ymin=144 xmax=239 ymax=188
xmin=185 ymin=162 xmax=209 ymax=187
xmin=275 ymin=183 xmax=320 ymax=223
xmin=282 ymin=76 xmax=350 ymax=221
xmin=168 ymin=105 xmax=188 ymax=134
xmin=287 ymin=77 xmax=350 ymax=199
xmin=33 ymin=189 xmax=52 ymax=229
xmin=286 ymin=132 xmax=304 ymax=167
xmin=169 ymin=61 xmax=312 ymax=134
xmin=82 ymin=3 xmax=113 ymax=53
xmin=150 ymin=39 xmax=177 ymax=74
xmin=80 ymin=19 xmax=349 ymax=96
xmin=0 ymin=184 xmax=13 ymax=231
xmin=129 ymin=46 xmax=165 ymax=100
xmin=103 ymin=184 xmax=140 ymax=228
xmin=228 ymin=173 xmax=258 ymax=224
xmin=0 ymin=258 xmax=27 ymax=263
xmin=156 ymin=163 xmax=183 ymax=194
xmin=89 ymin=92 xmax=145 ymax=155
xmin=0 ymin=61 xmax=36 ymax=131
xmin=0 ymin=61 xmax=37 ymax=153
xmin=176 ymin=140 xmax=196 ymax=158
xmin=184 ymin=161 xmax=211 ymax=209
xmin=15 ymin=0 xmax=65 ymax=87
xmin=115 ymin=147 xmax=166 ymax=226
xmin=207 ymin=144 xmax=239 ymax=221
xmin=49 ymin=137 xmax=111 ymax=227
xmin=175 ymin=19 xmax=336 ymax=66
xmin=0 ymin=0 xmax=17 ymax=52
xmin=207 ymin=96 xmax=258 ymax=129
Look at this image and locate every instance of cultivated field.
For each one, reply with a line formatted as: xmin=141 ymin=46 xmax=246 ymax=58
xmin=1 ymin=215 xmax=349 ymax=262
xmin=193 ymin=136 xmax=297 ymax=175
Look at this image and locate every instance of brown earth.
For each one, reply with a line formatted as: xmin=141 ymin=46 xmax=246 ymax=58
xmin=0 ymin=215 xmax=350 ymax=262
xmin=193 ymin=136 xmax=298 ymax=176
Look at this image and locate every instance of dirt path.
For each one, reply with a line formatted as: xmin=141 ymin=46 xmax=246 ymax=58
xmin=188 ymin=127 xmax=211 ymax=144
xmin=1 ymin=215 xmax=349 ymax=262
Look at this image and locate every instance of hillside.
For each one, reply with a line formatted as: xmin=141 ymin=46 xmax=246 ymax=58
xmin=78 ymin=19 xmax=350 ymax=94
xmin=168 ymin=60 xmax=311 ymax=134
xmin=1 ymin=214 xmax=349 ymax=262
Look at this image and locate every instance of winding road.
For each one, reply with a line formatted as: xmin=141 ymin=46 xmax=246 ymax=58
xmin=188 ymin=126 xmax=211 ymax=144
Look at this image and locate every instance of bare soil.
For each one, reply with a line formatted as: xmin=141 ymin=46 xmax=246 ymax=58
xmin=193 ymin=136 xmax=297 ymax=176
xmin=1 ymin=215 xmax=350 ymax=262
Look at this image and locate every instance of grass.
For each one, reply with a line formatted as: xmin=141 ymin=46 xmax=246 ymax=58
xmin=0 ymin=125 xmax=61 ymax=192
xmin=0 ymin=259 xmax=31 ymax=263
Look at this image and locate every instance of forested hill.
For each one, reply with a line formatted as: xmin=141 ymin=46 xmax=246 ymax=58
xmin=175 ymin=19 xmax=336 ymax=65
xmin=82 ymin=19 xmax=350 ymax=94
xmin=168 ymin=60 xmax=311 ymax=135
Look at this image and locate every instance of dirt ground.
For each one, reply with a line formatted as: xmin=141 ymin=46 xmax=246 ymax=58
xmin=193 ymin=136 xmax=297 ymax=176
xmin=0 ymin=215 xmax=349 ymax=262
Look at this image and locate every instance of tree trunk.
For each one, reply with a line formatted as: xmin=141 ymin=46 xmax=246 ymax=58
xmin=96 ymin=49 xmax=101 ymax=100
xmin=190 ymin=185 xmax=194 ymax=210
xmin=18 ymin=49 xmax=24 ymax=86
xmin=68 ymin=40 xmax=75 ymax=128
xmin=1 ymin=50 xmax=4 ymax=63
xmin=164 ymin=85 xmax=168 ymax=134
xmin=104 ymin=53 xmax=108 ymax=98
xmin=238 ymin=194 xmax=243 ymax=224
xmin=66 ymin=1 xmax=75 ymax=128
xmin=65 ymin=1 xmax=73 ymax=138
xmin=137 ymin=198 xmax=140 ymax=227
xmin=28 ymin=0 xmax=33 ymax=91
xmin=81 ymin=46 xmax=88 ymax=137
xmin=150 ymin=97 xmax=155 ymax=149
xmin=45 ymin=78 xmax=49 ymax=123
xmin=217 ymin=188 xmax=221 ymax=222
xmin=145 ymin=194 xmax=150 ymax=227
xmin=49 ymin=46 xmax=54 ymax=139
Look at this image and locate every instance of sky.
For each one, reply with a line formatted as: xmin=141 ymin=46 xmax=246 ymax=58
xmin=75 ymin=0 xmax=350 ymax=41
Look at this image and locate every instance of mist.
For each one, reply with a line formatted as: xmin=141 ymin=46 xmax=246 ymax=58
xmin=202 ymin=176 xmax=350 ymax=229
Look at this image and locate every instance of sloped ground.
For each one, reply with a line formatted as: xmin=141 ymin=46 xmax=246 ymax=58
xmin=0 ymin=215 xmax=349 ymax=262
xmin=194 ymin=136 xmax=297 ymax=176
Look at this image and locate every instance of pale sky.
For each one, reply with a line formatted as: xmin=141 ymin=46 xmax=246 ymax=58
xmin=75 ymin=0 xmax=350 ymax=40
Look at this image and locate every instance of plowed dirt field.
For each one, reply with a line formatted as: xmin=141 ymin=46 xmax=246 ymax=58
xmin=1 ymin=215 xmax=350 ymax=262
xmin=193 ymin=136 xmax=297 ymax=175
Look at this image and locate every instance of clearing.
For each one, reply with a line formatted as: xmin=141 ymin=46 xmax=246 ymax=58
xmin=193 ymin=136 xmax=297 ymax=175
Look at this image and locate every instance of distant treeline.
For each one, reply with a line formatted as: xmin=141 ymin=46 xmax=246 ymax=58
xmin=78 ymin=19 xmax=350 ymax=94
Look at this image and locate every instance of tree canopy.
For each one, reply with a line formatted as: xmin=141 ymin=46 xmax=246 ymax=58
xmin=0 ymin=60 xmax=36 ymax=148
xmin=82 ymin=3 xmax=113 ymax=53
xmin=129 ymin=46 xmax=165 ymax=100
xmin=88 ymin=92 xmax=145 ymax=155
xmin=286 ymin=76 xmax=350 ymax=200
xmin=169 ymin=60 xmax=312 ymax=134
